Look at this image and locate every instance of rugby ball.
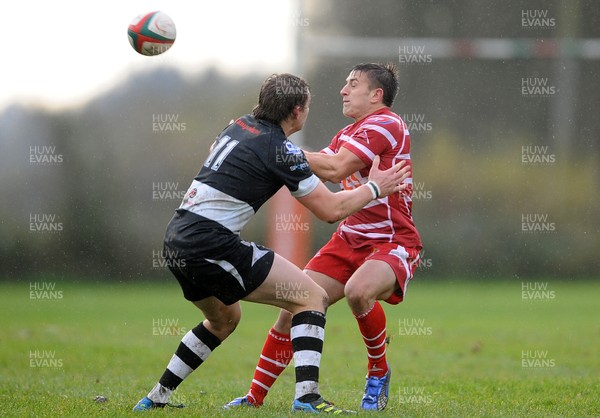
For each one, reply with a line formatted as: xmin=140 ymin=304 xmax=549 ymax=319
xmin=127 ymin=11 xmax=176 ymax=56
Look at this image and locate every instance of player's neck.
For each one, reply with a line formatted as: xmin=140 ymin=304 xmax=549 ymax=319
xmin=280 ymin=119 xmax=300 ymax=137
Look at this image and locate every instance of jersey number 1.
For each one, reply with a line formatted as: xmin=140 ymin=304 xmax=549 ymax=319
xmin=204 ymin=135 xmax=240 ymax=171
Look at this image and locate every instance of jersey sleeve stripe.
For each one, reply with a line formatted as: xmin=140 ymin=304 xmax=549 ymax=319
xmin=339 ymin=225 xmax=393 ymax=241
xmin=346 ymin=139 xmax=376 ymax=161
xmin=291 ymin=174 xmax=320 ymax=198
xmin=361 ymin=124 xmax=398 ymax=148
xmin=344 ymin=220 xmax=393 ymax=230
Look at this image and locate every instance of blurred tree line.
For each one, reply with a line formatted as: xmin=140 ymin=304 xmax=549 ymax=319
xmin=1 ymin=69 xmax=267 ymax=280
xmin=1 ymin=0 xmax=598 ymax=281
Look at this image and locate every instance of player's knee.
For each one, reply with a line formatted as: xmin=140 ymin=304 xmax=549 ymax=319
xmin=344 ymin=281 xmax=368 ymax=306
xmin=304 ymin=284 xmax=329 ymax=311
xmin=209 ymin=316 xmax=239 ymax=337
xmin=316 ymin=286 xmax=330 ymax=310
xmin=206 ymin=306 xmax=241 ymax=337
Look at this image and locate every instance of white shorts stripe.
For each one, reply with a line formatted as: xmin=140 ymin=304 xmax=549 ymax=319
xmin=390 ymin=246 xmax=411 ymax=278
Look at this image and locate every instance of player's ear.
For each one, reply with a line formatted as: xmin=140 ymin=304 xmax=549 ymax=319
xmin=292 ymin=105 xmax=302 ymax=119
xmin=370 ymin=87 xmax=384 ymax=104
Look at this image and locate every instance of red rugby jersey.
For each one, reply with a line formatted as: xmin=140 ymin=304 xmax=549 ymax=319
xmin=322 ymin=108 xmax=422 ymax=249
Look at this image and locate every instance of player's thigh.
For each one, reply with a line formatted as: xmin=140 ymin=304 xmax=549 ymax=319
xmin=345 ymin=259 xmax=398 ymax=302
xmin=243 ymin=253 xmax=328 ymax=314
xmin=305 ymin=269 xmax=345 ymax=304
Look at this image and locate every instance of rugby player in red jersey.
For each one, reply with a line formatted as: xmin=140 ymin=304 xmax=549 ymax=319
xmin=226 ymin=63 xmax=422 ymax=412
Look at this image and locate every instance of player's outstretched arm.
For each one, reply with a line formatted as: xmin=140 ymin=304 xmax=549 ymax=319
xmin=297 ymin=156 xmax=409 ymax=223
xmin=304 ymin=148 xmax=366 ymax=183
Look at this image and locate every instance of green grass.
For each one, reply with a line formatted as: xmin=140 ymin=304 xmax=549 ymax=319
xmin=0 ymin=279 xmax=598 ymax=417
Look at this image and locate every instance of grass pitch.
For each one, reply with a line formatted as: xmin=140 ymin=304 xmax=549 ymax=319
xmin=0 ymin=279 xmax=598 ymax=417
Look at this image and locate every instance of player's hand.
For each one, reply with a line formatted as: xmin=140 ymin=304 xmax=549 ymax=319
xmin=367 ymin=156 xmax=410 ymax=198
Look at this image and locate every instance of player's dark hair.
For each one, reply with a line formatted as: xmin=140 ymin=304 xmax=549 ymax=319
xmin=351 ymin=63 xmax=399 ymax=107
xmin=253 ymin=74 xmax=310 ymax=125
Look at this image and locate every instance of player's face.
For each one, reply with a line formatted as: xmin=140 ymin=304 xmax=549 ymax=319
xmin=290 ymin=94 xmax=311 ymax=134
xmin=297 ymin=94 xmax=311 ymax=129
xmin=340 ymin=71 xmax=377 ymax=121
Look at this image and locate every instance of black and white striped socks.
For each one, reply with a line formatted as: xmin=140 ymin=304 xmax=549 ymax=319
xmin=291 ymin=310 xmax=326 ymax=401
xmin=148 ymin=323 xmax=221 ymax=404
xmin=147 ymin=311 xmax=326 ymax=404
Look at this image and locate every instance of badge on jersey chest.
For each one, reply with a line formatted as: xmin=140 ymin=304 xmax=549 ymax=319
xmin=284 ymin=140 xmax=302 ymax=155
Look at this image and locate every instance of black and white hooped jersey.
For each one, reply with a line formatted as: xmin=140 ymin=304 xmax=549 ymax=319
xmin=176 ymin=115 xmax=319 ymax=235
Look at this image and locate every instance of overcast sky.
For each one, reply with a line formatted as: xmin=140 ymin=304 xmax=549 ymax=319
xmin=1 ymin=0 xmax=296 ymax=111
